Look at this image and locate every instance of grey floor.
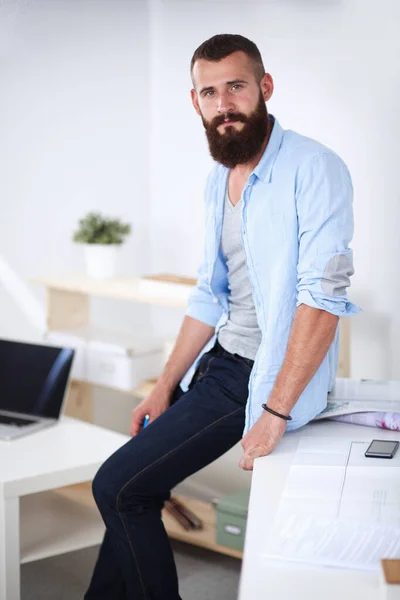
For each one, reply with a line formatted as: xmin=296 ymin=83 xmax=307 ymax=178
xmin=21 ymin=540 xmax=242 ymax=600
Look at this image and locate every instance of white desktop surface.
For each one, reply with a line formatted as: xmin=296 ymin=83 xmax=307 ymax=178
xmin=239 ymin=420 xmax=400 ymax=600
xmin=0 ymin=416 xmax=129 ymax=496
xmin=0 ymin=417 xmax=129 ymax=600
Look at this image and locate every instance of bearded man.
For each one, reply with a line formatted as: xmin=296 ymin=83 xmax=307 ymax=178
xmin=85 ymin=34 xmax=360 ymax=600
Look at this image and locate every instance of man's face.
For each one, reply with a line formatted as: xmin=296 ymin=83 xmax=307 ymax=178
xmin=191 ymin=51 xmax=273 ymax=168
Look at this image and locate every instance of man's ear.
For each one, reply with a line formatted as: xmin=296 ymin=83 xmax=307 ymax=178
xmin=260 ymin=73 xmax=274 ymax=102
xmin=190 ymin=88 xmax=201 ymax=116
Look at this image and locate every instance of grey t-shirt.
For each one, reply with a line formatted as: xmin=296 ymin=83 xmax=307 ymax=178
xmin=217 ymin=188 xmax=262 ymax=360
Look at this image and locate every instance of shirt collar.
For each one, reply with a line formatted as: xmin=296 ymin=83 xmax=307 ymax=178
xmin=252 ymin=114 xmax=284 ymax=183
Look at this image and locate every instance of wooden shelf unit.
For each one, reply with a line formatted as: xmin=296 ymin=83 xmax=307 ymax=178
xmin=22 ymin=484 xmax=242 ymax=565
xmin=53 ymin=482 xmax=242 ymax=560
xmin=32 ymin=274 xmax=193 ymax=421
xmin=32 ymin=274 xmax=190 ymax=308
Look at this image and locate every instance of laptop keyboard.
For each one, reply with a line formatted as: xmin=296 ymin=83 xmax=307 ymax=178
xmin=0 ymin=414 xmax=37 ymax=427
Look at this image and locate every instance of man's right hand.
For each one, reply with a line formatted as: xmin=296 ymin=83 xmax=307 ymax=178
xmin=130 ymin=382 xmax=173 ymax=437
xmin=129 ymin=316 xmax=215 ymax=437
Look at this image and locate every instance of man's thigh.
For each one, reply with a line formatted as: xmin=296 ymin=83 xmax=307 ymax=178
xmin=95 ymin=348 xmax=249 ymax=506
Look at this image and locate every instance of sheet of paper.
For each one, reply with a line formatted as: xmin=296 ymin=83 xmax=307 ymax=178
xmin=266 ymin=516 xmax=400 ymax=571
xmin=263 ymin=438 xmax=400 ymax=570
xmin=314 ymin=378 xmax=400 ymax=419
xmin=292 ymin=438 xmax=351 ymax=466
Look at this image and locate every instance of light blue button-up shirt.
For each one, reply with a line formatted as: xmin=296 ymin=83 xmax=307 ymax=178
xmin=181 ymin=115 xmax=361 ymax=435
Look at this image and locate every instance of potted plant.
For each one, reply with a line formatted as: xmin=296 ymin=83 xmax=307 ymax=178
xmin=73 ymin=212 xmax=131 ymax=279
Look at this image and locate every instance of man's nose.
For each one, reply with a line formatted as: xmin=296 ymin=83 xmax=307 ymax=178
xmin=217 ymin=92 xmax=235 ymax=114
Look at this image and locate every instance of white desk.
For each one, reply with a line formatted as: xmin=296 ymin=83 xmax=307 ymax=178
xmin=0 ymin=418 xmax=129 ymax=600
xmin=239 ymin=421 xmax=400 ymax=600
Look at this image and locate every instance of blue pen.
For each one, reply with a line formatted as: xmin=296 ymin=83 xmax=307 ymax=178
xmin=142 ymin=414 xmax=150 ymax=428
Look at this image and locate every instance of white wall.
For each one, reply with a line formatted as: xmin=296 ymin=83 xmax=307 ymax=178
xmin=149 ymin=0 xmax=400 ymax=380
xmin=0 ymin=0 xmax=153 ymax=432
xmin=0 ymin=0 xmax=151 ymax=334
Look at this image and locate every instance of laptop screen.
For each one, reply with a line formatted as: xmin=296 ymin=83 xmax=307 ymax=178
xmin=0 ymin=339 xmax=74 ymax=419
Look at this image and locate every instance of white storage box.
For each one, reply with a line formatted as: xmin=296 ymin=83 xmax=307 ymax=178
xmin=45 ymin=326 xmax=165 ymax=391
xmin=86 ymin=348 xmax=162 ymax=391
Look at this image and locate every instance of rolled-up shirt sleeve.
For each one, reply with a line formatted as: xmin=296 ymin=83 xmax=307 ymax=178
xmin=295 ymin=152 xmax=361 ymax=317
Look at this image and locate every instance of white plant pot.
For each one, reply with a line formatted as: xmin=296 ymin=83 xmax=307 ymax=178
xmin=83 ymin=244 xmax=120 ymax=279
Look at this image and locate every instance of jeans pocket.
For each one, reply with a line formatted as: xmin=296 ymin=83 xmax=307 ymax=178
xmin=213 ymin=357 xmax=251 ymax=408
xmin=232 ymin=353 xmax=253 ymax=374
xmin=188 ymin=349 xmax=216 ymax=388
xmin=196 ymin=355 xmax=216 ymax=382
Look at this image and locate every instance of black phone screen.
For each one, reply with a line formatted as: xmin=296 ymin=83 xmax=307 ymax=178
xmin=365 ymin=440 xmax=399 ymax=458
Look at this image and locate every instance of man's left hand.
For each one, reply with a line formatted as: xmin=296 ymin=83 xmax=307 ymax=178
xmin=239 ymin=410 xmax=287 ymax=471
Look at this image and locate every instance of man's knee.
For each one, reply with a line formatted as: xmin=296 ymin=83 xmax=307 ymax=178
xmin=91 ymin=449 xmax=156 ymax=515
xmin=92 ymin=459 xmax=117 ymax=513
xmin=91 ymin=433 xmax=174 ymax=516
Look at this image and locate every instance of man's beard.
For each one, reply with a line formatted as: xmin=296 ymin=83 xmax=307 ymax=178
xmin=201 ymin=92 xmax=269 ymax=169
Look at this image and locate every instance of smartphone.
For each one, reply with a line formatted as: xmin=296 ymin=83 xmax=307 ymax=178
xmin=365 ymin=439 xmax=399 ymax=459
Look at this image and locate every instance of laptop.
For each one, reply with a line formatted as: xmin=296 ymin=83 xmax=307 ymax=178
xmin=0 ymin=338 xmax=75 ymax=440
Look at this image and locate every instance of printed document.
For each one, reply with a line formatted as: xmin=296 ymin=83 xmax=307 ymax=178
xmin=264 ymin=438 xmax=400 ymax=570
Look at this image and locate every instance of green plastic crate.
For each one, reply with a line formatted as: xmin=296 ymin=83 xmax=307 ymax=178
xmin=215 ymin=489 xmax=250 ymax=552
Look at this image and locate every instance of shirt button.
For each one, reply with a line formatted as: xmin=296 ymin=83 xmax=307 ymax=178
xmin=213 ymin=297 xmax=218 ymax=303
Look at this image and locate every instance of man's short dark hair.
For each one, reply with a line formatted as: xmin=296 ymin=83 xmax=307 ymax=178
xmin=190 ymin=34 xmax=265 ymax=83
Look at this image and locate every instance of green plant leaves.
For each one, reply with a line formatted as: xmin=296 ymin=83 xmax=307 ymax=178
xmin=73 ymin=212 xmax=131 ymax=245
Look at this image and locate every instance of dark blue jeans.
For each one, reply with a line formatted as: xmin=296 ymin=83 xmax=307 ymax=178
xmin=84 ymin=340 xmax=253 ymax=600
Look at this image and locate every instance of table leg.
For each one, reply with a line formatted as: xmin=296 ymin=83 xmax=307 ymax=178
xmin=0 ymin=491 xmax=20 ymax=600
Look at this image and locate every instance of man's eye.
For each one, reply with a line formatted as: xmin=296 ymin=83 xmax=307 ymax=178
xmin=231 ymin=84 xmax=242 ymax=91
xmin=205 ymin=90 xmax=214 ymax=97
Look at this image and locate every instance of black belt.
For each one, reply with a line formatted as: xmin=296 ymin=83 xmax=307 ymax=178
xmin=215 ymin=339 xmax=254 ymax=369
